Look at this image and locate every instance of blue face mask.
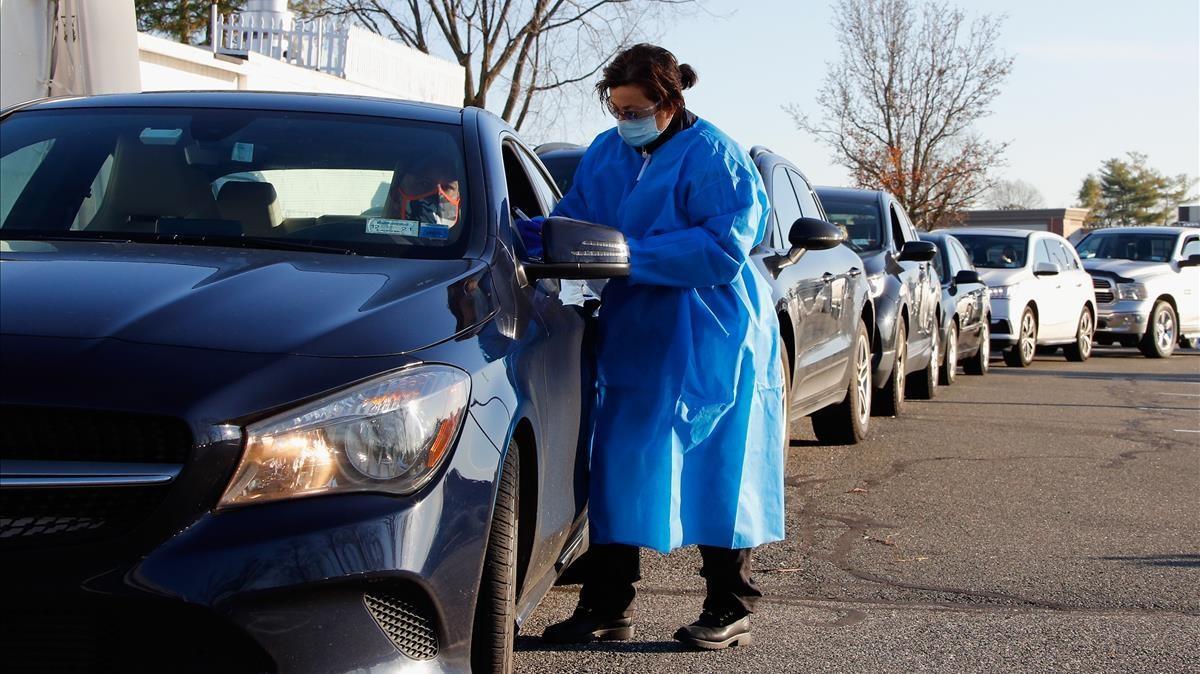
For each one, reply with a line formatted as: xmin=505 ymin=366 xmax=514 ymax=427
xmin=617 ymin=115 xmax=663 ymax=148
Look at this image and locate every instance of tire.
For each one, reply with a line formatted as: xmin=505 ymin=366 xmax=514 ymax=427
xmin=1004 ymin=307 xmax=1037 ymax=367
xmin=964 ymin=318 xmax=990 ymax=376
xmin=812 ymin=321 xmax=872 ymax=445
xmin=471 ymin=444 xmax=520 ymax=674
xmin=1139 ymin=301 xmax=1176 ymax=358
xmin=873 ymin=321 xmax=906 ymax=417
xmin=1064 ymin=307 xmax=1094 ymax=362
xmin=907 ymin=323 xmax=938 ymax=400
xmin=939 ymin=322 xmax=958 ymax=386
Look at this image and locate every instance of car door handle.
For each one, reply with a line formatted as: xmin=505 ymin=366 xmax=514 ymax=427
xmin=822 ymin=273 xmax=835 ymax=284
xmin=848 ymin=267 xmax=862 ymax=278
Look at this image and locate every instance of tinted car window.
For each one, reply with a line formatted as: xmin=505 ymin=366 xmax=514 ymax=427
xmin=1076 ymin=232 xmax=1178 ymax=262
xmin=954 ymin=234 xmax=1028 ymax=269
xmin=788 ymin=171 xmax=822 ymax=219
xmin=950 ymin=238 xmax=974 ymax=272
xmin=0 ymin=108 xmax=470 ymax=258
xmin=771 ymin=165 xmax=804 ymax=246
xmin=822 ymin=197 xmax=882 ymax=253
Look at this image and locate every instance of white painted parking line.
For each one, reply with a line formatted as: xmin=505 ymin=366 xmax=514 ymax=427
xmin=1173 ymin=429 xmax=1200 ymax=434
xmin=1158 ymin=392 xmax=1200 ymax=397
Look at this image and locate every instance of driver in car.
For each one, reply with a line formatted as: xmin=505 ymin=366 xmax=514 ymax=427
xmin=383 ymin=155 xmax=461 ymax=226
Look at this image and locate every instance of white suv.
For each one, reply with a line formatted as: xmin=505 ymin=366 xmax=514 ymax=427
xmin=1075 ymin=226 xmax=1200 ymax=358
xmin=945 ymin=229 xmax=1097 ymax=367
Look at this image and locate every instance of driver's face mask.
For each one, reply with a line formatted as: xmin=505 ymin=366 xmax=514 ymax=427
xmin=397 ymin=182 xmax=460 ymax=225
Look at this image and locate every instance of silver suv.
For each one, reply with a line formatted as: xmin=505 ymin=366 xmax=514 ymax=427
xmin=1075 ymin=226 xmax=1200 ymax=358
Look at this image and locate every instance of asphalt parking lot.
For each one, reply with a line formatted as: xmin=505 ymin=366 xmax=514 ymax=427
xmin=515 ymin=346 xmax=1200 ymax=673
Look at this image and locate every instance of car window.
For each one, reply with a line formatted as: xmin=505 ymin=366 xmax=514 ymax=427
xmin=1076 ymin=232 xmax=1177 ymax=262
xmin=1182 ymin=237 xmax=1200 ymax=258
xmin=950 ymin=238 xmax=974 ymax=272
xmin=515 ymin=144 xmax=559 ymax=215
xmin=0 ymin=139 xmax=55 ymax=225
xmin=0 ymin=108 xmax=471 ymax=259
xmin=889 ymin=205 xmax=908 ymax=248
xmin=954 ymin=234 xmax=1028 ymax=269
xmin=928 ymin=239 xmax=946 ymax=280
xmin=822 ymin=197 xmax=882 ymax=253
xmin=770 ymin=165 xmax=804 ymax=248
xmin=788 ymin=171 xmax=822 ymax=220
xmin=1051 ymin=240 xmax=1079 ymax=270
xmin=1034 ymin=239 xmax=1054 ymax=267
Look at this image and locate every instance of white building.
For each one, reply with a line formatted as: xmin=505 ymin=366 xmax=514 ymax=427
xmin=1 ymin=0 xmax=465 ymax=108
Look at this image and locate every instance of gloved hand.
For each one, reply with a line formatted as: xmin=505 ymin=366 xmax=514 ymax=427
xmin=516 ymin=216 xmax=545 ymax=259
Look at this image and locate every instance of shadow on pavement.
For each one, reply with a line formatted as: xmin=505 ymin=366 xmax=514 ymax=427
xmin=987 ymin=369 xmax=1200 ymax=383
xmin=516 ymin=636 xmax=685 ymax=654
xmin=1096 ymin=554 xmax=1200 ymax=569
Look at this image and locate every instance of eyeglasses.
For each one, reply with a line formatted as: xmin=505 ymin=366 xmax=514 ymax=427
xmin=605 ymin=99 xmax=659 ymax=121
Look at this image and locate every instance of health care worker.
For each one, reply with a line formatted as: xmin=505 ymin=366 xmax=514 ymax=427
xmin=520 ymin=44 xmax=786 ymax=650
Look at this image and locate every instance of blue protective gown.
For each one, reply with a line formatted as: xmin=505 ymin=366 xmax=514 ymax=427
xmin=552 ymin=118 xmax=786 ymax=553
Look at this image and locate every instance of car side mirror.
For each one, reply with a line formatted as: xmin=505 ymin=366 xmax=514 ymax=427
xmin=1179 ymin=254 xmax=1200 ymax=268
xmin=1033 ymin=261 xmax=1060 ymax=276
xmin=524 ymin=216 xmax=630 ymax=281
xmin=766 ymin=218 xmax=845 ymax=275
xmin=953 ymin=269 xmax=982 ymax=285
xmin=897 ymin=240 xmax=937 ymax=262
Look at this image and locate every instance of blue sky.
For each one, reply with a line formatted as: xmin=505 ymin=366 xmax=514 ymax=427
xmin=549 ymin=0 xmax=1199 ymax=208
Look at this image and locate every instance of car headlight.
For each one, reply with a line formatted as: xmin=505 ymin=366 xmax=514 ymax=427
xmin=866 ymin=273 xmax=886 ymax=298
xmin=1116 ymin=283 xmax=1147 ymax=301
xmin=988 ymin=285 xmax=1011 ymax=299
xmin=219 ymin=365 xmax=471 ymax=508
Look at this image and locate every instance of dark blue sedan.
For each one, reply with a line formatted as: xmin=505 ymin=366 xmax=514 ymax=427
xmin=0 ymin=92 xmax=619 ymax=672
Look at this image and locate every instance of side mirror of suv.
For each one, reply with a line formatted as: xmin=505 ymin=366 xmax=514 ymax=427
xmin=1033 ymin=261 xmax=1060 ymax=276
xmin=766 ymin=218 xmax=846 ymax=275
xmin=897 ymin=240 xmax=937 ymax=262
xmin=525 ymin=217 xmax=631 ymax=280
xmin=1179 ymin=254 xmax=1200 ymax=268
xmin=953 ymin=269 xmax=982 ymax=285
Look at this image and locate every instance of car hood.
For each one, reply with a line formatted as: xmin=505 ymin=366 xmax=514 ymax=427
xmin=0 ymin=240 xmax=495 ymax=357
xmin=1082 ymin=258 xmax=1168 ymax=281
xmin=976 ymin=267 xmax=1029 ymax=288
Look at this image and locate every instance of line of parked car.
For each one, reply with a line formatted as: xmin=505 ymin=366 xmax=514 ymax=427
xmin=1 ymin=92 xmax=1198 ymax=673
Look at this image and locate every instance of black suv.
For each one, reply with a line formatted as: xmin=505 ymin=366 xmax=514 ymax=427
xmin=815 ymin=187 xmax=940 ymax=416
xmin=536 ymin=144 xmax=875 ymax=445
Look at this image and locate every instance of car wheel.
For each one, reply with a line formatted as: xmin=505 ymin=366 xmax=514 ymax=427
xmin=873 ymin=321 xmax=906 ymax=417
xmin=939 ymin=322 xmax=958 ymax=386
xmin=1139 ymin=301 xmax=1176 ymax=358
xmin=908 ymin=323 xmax=938 ymax=400
xmin=812 ymin=320 xmax=872 ymax=445
xmin=1004 ymin=307 xmax=1036 ymax=367
xmin=471 ymin=443 xmax=519 ymax=674
xmin=964 ymin=318 xmax=990 ymax=375
xmin=1064 ymin=308 xmax=1094 ymax=362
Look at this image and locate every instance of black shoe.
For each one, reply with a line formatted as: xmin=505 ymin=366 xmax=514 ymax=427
xmin=673 ymin=609 xmax=753 ymax=650
xmin=542 ymin=606 xmax=634 ymax=644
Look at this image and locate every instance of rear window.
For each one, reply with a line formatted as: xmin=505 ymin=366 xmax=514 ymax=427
xmin=954 ymin=234 xmax=1029 ymax=269
xmin=821 ymin=198 xmax=883 ymax=252
xmin=0 ymin=107 xmax=471 ymax=258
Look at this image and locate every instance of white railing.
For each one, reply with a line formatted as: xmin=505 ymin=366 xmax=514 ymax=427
xmin=211 ymin=7 xmax=348 ymax=77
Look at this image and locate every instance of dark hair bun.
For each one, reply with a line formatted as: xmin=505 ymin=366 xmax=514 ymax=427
xmin=679 ymin=64 xmax=698 ymax=90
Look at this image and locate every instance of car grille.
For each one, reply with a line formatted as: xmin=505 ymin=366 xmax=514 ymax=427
xmin=364 ymin=589 xmax=440 ymax=660
xmin=1092 ymin=276 xmax=1114 ymax=304
xmin=0 ymin=406 xmax=192 ymax=546
xmin=0 ymin=405 xmax=192 ymax=463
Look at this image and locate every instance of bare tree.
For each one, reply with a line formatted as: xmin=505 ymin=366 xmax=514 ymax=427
xmin=985 ymin=179 xmax=1045 ymax=210
xmin=787 ymin=0 xmax=1012 ymax=229
xmin=316 ymin=0 xmax=697 ymax=131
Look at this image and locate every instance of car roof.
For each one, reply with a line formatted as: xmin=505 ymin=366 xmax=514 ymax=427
xmin=1083 ymin=226 xmax=1191 ymax=236
xmin=813 ymin=186 xmax=886 ymax=202
xmin=941 ymin=227 xmax=1039 ymax=239
xmin=534 ymin=142 xmax=584 ymax=155
xmin=7 ymin=91 xmax=465 ymax=125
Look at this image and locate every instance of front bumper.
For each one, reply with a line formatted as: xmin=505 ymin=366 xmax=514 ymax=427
xmin=1095 ymin=299 xmax=1152 ymax=336
xmin=2 ymin=413 xmax=502 ymax=673
xmin=988 ymin=298 xmax=1016 ymax=348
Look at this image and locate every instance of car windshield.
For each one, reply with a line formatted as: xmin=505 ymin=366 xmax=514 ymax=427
xmin=1075 ymin=232 xmax=1176 ymax=262
xmin=954 ymin=234 xmax=1028 ymax=269
xmin=820 ymin=198 xmax=883 ymax=252
xmin=0 ymin=107 xmax=470 ymax=258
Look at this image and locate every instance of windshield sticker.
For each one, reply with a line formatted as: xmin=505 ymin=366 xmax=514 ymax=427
xmin=139 ymin=128 xmax=182 ymax=145
xmin=366 ymin=218 xmax=420 ymax=236
xmin=419 ymin=224 xmax=451 ymax=240
xmin=231 ymin=142 xmax=254 ymax=163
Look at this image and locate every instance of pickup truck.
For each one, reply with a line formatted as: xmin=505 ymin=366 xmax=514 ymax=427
xmin=1075 ymin=226 xmax=1200 ymax=358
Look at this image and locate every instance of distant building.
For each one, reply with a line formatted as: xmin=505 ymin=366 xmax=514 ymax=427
xmin=1180 ymin=205 xmax=1200 ymax=225
xmin=959 ymin=208 xmax=1090 ymax=239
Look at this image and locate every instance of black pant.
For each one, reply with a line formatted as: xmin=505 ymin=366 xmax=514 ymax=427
xmin=576 ymin=543 xmax=762 ymax=616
